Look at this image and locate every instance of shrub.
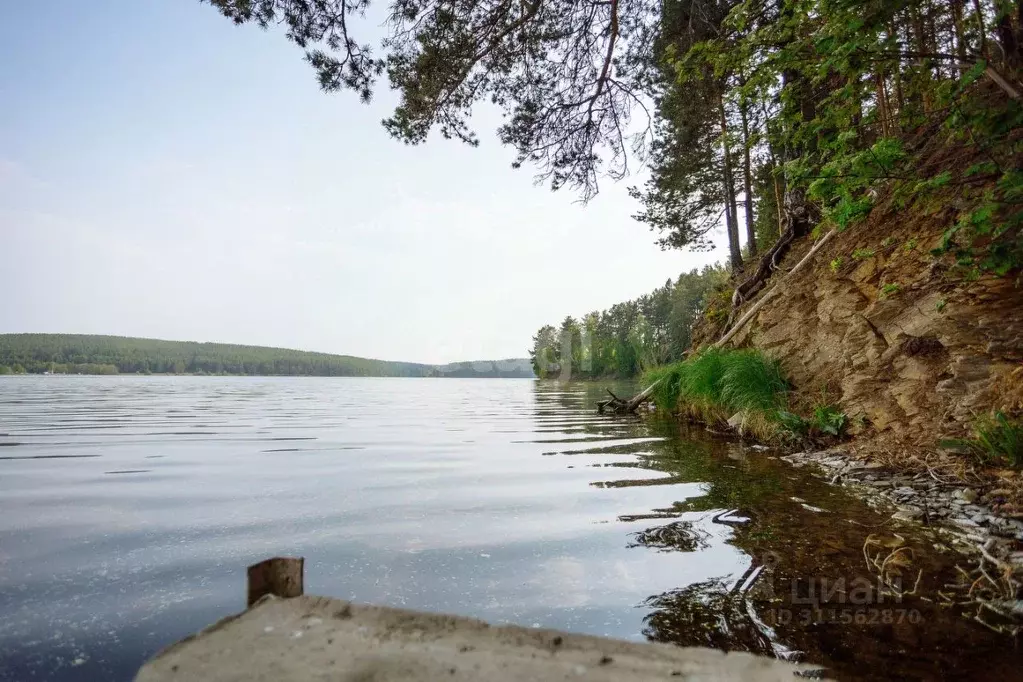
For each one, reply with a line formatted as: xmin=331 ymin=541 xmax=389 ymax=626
xmin=852 ymin=248 xmax=875 ymax=260
xmin=812 ymin=405 xmax=848 ymax=436
xmin=776 ymin=410 xmax=810 ymax=436
xmin=642 ymin=363 xmax=687 ymax=412
xmin=643 ymin=350 xmax=855 ymax=443
xmin=718 ymin=349 xmax=788 ymax=413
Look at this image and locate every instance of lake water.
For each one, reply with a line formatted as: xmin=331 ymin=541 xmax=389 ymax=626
xmin=0 ymin=376 xmax=1017 ymax=681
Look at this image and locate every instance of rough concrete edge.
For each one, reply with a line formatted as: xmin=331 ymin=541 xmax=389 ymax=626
xmin=140 ymin=594 xmax=825 ymax=680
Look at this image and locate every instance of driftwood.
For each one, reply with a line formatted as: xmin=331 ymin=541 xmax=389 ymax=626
xmin=598 ymin=380 xmax=661 ymax=414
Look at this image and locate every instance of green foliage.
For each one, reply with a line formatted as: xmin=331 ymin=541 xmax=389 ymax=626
xmin=776 ymin=406 xmax=847 ymax=438
xmin=0 ymin=334 xmax=532 ymax=378
xmin=935 ymin=298 xmax=947 ymax=312
xmin=776 ymin=410 xmax=810 ymax=437
xmin=642 ymin=363 xmax=688 ymax=412
xmin=880 ymin=237 xmax=897 ymax=249
xmin=903 ymin=238 xmax=918 ymax=252
xmin=211 ymin=0 xmax=1023 ymax=277
xmin=878 ymin=282 xmax=901 ymax=299
xmin=644 ymin=348 xmax=788 ymax=431
xmin=851 ymin=248 xmax=875 ymax=261
xmin=532 ymin=265 xmax=728 ymax=379
xmin=829 ymin=257 xmax=843 ymax=274
xmin=0 ymin=365 xmax=10 ymax=375
xmin=718 ymin=350 xmax=788 ymax=413
xmin=941 ymin=412 xmax=1023 ymax=468
xmin=811 ymin=405 xmax=848 ymax=437
xmin=645 ymin=350 xmax=857 ymax=443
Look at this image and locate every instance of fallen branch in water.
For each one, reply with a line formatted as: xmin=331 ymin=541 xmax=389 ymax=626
xmin=598 ymin=380 xmax=661 ymax=414
xmin=937 ymin=539 xmax=1022 ymax=638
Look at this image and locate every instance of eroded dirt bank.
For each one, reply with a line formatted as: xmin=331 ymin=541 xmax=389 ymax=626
xmin=695 ymin=210 xmax=1023 ymax=447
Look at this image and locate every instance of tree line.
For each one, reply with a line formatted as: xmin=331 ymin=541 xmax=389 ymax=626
xmin=0 ymin=335 xmax=533 ymax=378
xmin=529 ymin=265 xmax=727 ymax=379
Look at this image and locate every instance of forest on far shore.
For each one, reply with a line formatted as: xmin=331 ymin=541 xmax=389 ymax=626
xmin=530 ymin=265 xmax=728 ymax=379
xmin=0 ymin=334 xmax=534 ymax=378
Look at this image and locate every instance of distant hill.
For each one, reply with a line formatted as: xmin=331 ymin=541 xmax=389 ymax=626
xmin=0 ymin=334 xmax=534 ymax=378
xmin=433 ymin=358 xmax=534 ymax=378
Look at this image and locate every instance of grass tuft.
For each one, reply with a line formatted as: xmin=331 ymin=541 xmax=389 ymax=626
xmin=719 ymin=349 xmax=788 ymax=413
xmin=643 ymin=348 xmax=789 ymax=438
xmin=642 ymin=363 xmax=687 ymax=412
xmin=941 ymin=411 xmax=1022 ymax=468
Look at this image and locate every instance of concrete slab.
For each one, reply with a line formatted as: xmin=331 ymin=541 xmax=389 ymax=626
xmin=136 ymin=595 xmax=820 ymax=681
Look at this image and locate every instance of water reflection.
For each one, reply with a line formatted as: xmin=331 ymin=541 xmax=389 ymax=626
xmin=532 ymin=380 xmax=1020 ymax=681
xmin=0 ymin=377 xmax=1017 ymax=682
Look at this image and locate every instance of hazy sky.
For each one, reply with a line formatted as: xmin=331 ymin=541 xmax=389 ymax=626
xmin=0 ymin=1 xmax=726 ymax=364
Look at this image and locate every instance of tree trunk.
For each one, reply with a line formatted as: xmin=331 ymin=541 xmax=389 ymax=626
xmin=773 ymin=170 xmax=785 ymax=237
xmin=952 ymin=0 xmax=966 ymax=57
xmin=875 ymin=71 xmax=890 ymax=138
xmin=739 ymin=99 xmax=758 ymax=257
xmin=996 ymin=6 xmax=1021 ymax=66
xmin=718 ymin=94 xmax=743 ymax=272
xmin=972 ymin=0 xmax=989 ymax=58
xmin=716 ymin=229 xmax=838 ymax=349
xmin=911 ymin=3 xmax=931 ymax=114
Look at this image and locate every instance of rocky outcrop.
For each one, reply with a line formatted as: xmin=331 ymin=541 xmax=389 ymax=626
xmin=719 ymin=214 xmax=1023 ymax=445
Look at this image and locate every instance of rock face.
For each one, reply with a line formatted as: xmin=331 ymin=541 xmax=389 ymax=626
xmin=707 ymin=212 xmax=1023 ymax=446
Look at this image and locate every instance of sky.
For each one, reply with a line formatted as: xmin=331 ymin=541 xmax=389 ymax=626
xmin=0 ymin=1 xmax=726 ymax=364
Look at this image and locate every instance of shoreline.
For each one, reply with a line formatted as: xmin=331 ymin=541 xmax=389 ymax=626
xmin=776 ymin=447 xmax=1023 ymax=570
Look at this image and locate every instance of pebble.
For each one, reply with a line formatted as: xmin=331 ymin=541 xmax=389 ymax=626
xmin=954 ymin=488 xmax=978 ymax=503
xmin=892 ymin=509 xmax=923 ymax=522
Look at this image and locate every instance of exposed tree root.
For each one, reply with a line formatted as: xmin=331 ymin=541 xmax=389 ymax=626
xmin=726 ymin=190 xmax=816 ymax=329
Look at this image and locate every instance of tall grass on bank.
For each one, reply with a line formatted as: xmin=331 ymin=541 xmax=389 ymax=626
xmin=942 ymin=411 xmax=1023 ymax=469
xmin=642 ymin=348 xmax=788 ymax=437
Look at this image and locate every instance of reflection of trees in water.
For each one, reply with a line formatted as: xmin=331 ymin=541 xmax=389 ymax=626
xmin=641 ymin=569 xmax=787 ymax=656
xmin=628 ymin=520 xmax=711 ymax=553
xmin=531 ymin=382 xmax=1020 ymax=679
xmin=633 ymin=514 xmax=795 ymax=658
